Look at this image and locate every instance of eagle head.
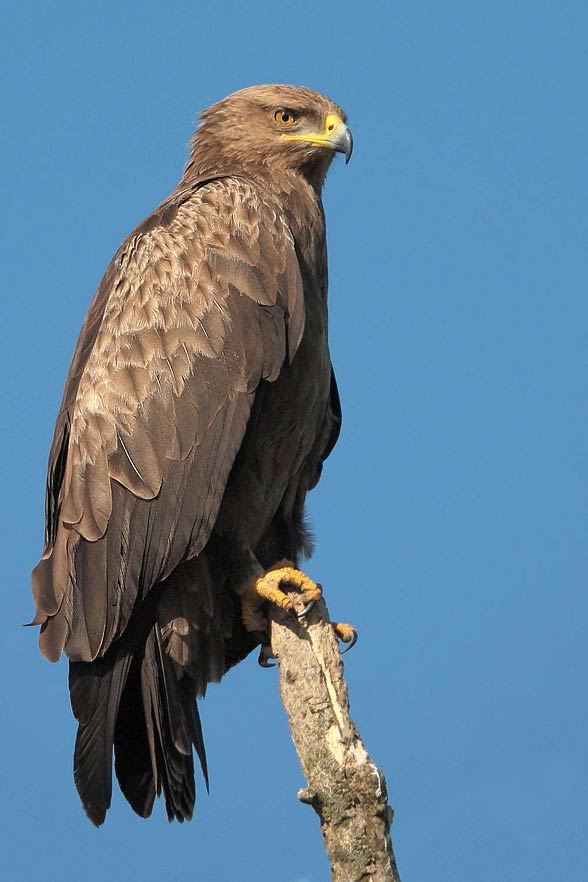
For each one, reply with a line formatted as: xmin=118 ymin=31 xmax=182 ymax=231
xmin=186 ymin=84 xmax=352 ymax=187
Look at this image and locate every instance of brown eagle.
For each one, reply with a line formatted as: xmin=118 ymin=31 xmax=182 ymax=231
xmin=31 ymin=84 xmax=353 ymax=826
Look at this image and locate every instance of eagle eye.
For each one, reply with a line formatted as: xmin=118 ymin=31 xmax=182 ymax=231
xmin=274 ymin=109 xmax=297 ymax=127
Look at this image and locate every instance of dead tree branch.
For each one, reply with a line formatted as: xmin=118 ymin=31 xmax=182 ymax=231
xmin=269 ymin=594 xmax=401 ymax=882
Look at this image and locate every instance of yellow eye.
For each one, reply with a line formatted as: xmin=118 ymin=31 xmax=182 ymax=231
xmin=274 ymin=109 xmax=297 ymax=126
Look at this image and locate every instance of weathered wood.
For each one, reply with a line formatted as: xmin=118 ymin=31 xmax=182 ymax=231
xmin=270 ymin=594 xmax=401 ymax=882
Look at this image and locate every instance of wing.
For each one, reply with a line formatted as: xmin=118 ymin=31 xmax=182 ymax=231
xmin=31 ymin=176 xmax=305 ymax=663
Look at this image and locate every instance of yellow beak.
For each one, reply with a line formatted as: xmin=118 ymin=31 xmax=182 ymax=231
xmin=281 ymin=114 xmax=353 ymax=163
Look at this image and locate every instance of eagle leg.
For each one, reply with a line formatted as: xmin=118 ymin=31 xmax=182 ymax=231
xmin=241 ymin=559 xmax=322 ymax=634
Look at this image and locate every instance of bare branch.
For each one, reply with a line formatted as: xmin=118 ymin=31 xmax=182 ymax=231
xmin=269 ymin=594 xmax=401 ymax=882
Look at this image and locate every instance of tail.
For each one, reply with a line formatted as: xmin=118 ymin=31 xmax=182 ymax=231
xmin=70 ymin=616 xmax=207 ymax=826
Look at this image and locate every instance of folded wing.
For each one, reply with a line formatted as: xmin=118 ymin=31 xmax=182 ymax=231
xmin=31 ymin=176 xmax=305 ymax=663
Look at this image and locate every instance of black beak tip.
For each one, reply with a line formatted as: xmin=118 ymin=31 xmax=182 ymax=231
xmin=344 ymin=130 xmax=353 ymax=164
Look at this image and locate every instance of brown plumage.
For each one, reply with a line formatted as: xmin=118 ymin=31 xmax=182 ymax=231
xmin=31 ymin=84 xmax=351 ymax=825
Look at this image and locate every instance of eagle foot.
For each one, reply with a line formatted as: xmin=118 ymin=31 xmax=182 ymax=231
xmin=241 ymin=559 xmax=322 ymax=634
xmin=333 ymin=622 xmax=358 ymax=653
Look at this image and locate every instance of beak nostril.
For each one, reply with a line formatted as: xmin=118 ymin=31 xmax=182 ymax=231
xmin=327 ymin=124 xmax=334 ymax=131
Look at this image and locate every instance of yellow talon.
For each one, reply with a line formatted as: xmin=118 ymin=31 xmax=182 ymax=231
xmin=333 ymin=622 xmax=358 ymax=652
xmin=241 ymin=560 xmax=323 ymax=633
xmin=266 ymin=560 xmax=323 ymax=607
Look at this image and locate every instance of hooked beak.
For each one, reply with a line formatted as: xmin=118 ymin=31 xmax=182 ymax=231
xmin=327 ymin=119 xmax=353 ymax=164
xmin=281 ymin=113 xmax=353 ymax=164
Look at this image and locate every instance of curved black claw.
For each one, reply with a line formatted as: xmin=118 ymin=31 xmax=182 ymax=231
xmin=297 ymin=599 xmax=316 ymax=619
xmin=340 ymin=629 xmax=358 ymax=654
xmin=258 ymin=646 xmax=276 ymax=668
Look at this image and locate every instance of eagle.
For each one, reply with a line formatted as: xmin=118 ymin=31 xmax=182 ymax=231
xmin=31 ymin=84 xmax=353 ymax=826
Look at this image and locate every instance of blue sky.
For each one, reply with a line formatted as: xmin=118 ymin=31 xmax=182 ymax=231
xmin=2 ymin=1 xmax=587 ymax=880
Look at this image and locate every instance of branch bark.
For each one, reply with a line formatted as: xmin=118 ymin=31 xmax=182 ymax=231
xmin=269 ymin=594 xmax=401 ymax=882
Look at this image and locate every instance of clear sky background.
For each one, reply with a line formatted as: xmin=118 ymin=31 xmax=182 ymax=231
xmin=2 ymin=1 xmax=587 ymax=880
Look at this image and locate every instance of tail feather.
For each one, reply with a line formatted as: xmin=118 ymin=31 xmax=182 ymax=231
xmin=70 ymin=648 xmax=134 ymax=826
xmin=113 ymin=652 xmax=157 ymax=819
xmin=69 ymin=590 xmax=207 ymax=825
xmin=156 ymin=627 xmax=209 ymax=788
xmin=142 ymin=626 xmax=205 ymax=822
